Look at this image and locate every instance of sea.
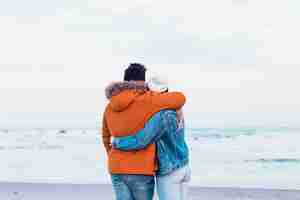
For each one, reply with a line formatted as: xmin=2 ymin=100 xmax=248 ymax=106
xmin=0 ymin=112 xmax=300 ymax=190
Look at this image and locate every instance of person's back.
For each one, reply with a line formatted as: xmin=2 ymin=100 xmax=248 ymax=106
xmin=156 ymin=110 xmax=189 ymax=176
xmin=103 ymin=82 xmax=186 ymax=175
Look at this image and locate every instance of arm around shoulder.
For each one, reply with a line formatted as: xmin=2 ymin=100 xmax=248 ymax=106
xmin=152 ymin=92 xmax=186 ymax=110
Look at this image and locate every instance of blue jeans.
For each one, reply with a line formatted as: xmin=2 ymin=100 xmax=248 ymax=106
xmin=111 ymin=174 xmax=155 ymax=200
xmin=156 ymin=165 xmax=191 ymax=200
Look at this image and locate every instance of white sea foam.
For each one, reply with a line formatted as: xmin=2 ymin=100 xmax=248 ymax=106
xmin=0 ymin=128 xmax=299 ymax=190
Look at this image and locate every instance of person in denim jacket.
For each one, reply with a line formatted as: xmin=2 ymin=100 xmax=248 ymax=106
xmin=113 ymin=77 xmax=191 ymax=200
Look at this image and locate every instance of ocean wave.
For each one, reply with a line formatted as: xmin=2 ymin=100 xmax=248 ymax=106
xmin=244 ymin=158 xmax=300 ymax=164
xmin=188 ymin=128 xmax=256 ymax=139
xmin=188 ymin=127 xmax=299 ymax=139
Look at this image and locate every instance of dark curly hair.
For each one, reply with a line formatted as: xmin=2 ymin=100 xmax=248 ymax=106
xmin=124 ymin=63 xmax=147 ymax=81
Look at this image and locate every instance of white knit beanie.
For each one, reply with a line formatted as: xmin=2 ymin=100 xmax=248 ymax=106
xmin=148 ymin=76 xmax=169 ymax=93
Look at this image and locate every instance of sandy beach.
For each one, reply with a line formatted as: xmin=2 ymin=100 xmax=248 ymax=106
xmin=0 ymin=182 xmax=299 ymax=200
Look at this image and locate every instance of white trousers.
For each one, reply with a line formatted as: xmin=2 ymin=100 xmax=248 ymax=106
xmin=156 ymin=165 xmax=191 ymax=200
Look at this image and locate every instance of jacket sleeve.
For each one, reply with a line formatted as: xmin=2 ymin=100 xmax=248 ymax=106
xmin=113 ymin=111 xmax=166 ymax=150
xmin=102 ymin=115 xmax=111 ymax=153
xmin=152 ymin=92 xmax=186 ymax=110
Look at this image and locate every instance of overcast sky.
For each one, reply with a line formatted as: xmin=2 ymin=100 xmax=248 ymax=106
xmin=1 ymin=0 xmax=300 ymax=113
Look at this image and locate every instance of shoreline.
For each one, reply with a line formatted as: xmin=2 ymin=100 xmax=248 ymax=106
xmin=1 ymin=182 xmax=299 ymax=200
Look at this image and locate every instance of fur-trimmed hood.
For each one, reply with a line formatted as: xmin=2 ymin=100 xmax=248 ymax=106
xmin=105 ymin=81 xmax=149 ymax=112
xmin=105 ymin=81 xmax=149 ymax=99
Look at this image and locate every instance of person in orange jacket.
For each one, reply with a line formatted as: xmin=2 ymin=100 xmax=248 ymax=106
xmin=101 ymin=63 xmax=186 ymax=200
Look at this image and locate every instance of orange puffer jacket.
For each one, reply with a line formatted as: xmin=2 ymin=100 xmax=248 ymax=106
xmin=102 ymin=81 xmax=186 ymax=175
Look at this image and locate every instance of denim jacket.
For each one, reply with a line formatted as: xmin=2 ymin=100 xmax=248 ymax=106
xmin=113 ymin=110 xmax=189 ymax=176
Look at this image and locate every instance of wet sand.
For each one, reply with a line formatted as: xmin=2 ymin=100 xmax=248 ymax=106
xmin=1 ymin=182 xmax=300 ymax=200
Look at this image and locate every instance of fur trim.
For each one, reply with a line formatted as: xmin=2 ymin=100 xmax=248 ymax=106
xmin=105 ymin=81 xmax=149 ymax=99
